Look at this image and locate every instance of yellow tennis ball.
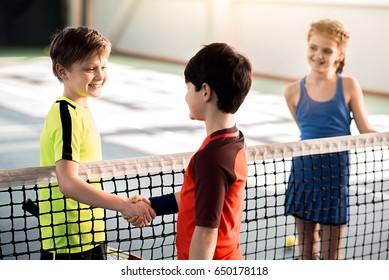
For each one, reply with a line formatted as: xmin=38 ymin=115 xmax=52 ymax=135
xmin=285 ymin=235 xmax=297 ymax=247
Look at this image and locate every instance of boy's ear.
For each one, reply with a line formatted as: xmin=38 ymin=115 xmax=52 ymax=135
xmin=201 ymin=83 xmax=213 ymax=102
xmin=55 ymin=63 xmax=67 ymax=80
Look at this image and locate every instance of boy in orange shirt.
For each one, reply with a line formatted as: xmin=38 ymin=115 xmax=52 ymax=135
xmin=128 ymin=43 xmax=252 ymax=259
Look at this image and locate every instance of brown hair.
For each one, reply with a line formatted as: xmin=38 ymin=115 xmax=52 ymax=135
xmin=49 ymin=26 xmax=111 ymax=81
xmin=307 ymin=19 xmax=349 ymax=74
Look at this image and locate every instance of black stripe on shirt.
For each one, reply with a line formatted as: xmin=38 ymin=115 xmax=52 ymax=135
xmin=56 ymin=100 xmax=75 ymax=160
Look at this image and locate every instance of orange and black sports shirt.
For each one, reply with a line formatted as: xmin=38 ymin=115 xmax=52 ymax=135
xmin=176 ymin=125 xmax=247 ymax=260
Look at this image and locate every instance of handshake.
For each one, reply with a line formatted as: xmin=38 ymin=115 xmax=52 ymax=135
xmin=121 ymin=193 xmax=179 ymax=227
xmin=122 ymin=195 xmax=155 ymax=228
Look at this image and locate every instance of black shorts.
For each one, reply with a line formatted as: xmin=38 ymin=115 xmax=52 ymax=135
xmin=40 ymin=244 xmax=107 ymax=260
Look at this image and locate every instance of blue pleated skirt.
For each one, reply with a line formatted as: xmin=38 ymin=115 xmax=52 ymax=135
xmin=285 ymin=151 xmax=350 ymax=225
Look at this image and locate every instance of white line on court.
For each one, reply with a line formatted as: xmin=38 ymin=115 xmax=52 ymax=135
xmin=0 ymin=84 xmax=52 ymax=104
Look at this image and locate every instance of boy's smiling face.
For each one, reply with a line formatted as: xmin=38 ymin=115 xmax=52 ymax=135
xmin=58 ymin=50 xmax=109 ymax=107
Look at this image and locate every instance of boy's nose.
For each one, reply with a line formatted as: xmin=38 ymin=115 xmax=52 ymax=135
xmin=95 ymin=69 xmax=104 ymax=80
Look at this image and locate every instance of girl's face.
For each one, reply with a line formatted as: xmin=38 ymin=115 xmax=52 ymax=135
xmin=307 ymin=34 xmax=342 ymax=74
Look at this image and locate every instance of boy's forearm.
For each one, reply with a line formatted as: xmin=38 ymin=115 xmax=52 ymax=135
xmin=189 ymin=226 xmax=218 ymax=260
xmin=174 ymin=191 xmax=180 ymax=207
xmin=56 ymin=160 xmax=124 ymax=210
xmin=59 ymin=173 xmax=129 ymax=211
xmin=56 ymin=160 xmax=155 ymax=221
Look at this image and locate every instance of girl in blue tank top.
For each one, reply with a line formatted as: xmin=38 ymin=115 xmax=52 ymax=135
xmin=284 ymin=19 xmax=376 ymax=260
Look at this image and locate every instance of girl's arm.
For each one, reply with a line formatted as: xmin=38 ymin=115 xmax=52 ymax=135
xmin=344 ymin=76 xmax=377 ymax=134
xmin=284 ymin=81 xmax=300 ymax=126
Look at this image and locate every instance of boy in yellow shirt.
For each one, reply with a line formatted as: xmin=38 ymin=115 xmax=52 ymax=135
xmin=40 ymin=26 xmax=155 ymax=260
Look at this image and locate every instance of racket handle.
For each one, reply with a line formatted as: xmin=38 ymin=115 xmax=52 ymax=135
xmin=128 ymin=254 xmax=142 ymax=260
xmin=22 ymin=199 xmax=39 ymax=217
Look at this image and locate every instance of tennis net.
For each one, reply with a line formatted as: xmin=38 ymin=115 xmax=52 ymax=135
xmin=1 ymin=132 xmax=388 ymax=260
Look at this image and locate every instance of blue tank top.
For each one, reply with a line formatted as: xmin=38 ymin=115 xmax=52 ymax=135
xmin=295 ymin=75 xmax=351 ymax=140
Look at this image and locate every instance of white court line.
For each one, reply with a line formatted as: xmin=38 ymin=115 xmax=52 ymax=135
xmin=0 ymin=84 xmax=52 ymax=104
xmin=0 ymin=124 xmax=42 ymax=134
xmin=0 ymin=142 xmax=39 ymax=153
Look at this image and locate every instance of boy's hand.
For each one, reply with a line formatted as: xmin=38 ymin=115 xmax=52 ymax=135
xmin=122 ymin=195 xmax=155 ymax=227
xmin=129 ymin=194 xmax=151 ymax=205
